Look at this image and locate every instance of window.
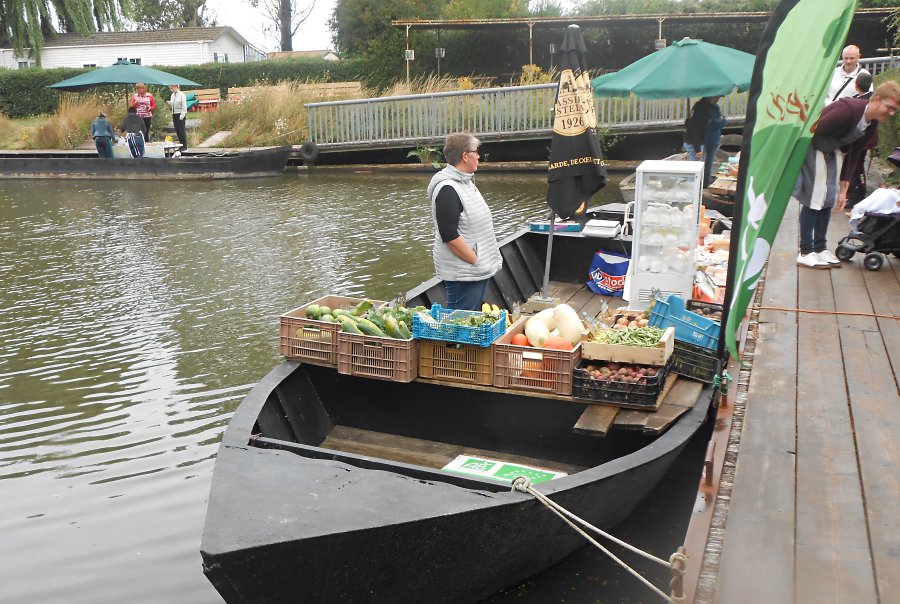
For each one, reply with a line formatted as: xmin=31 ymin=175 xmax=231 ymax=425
xmin=213 ymin=52 xmax=219 ymax=62
xmin=83 ymin=64 xmax=97 ymax=68
xmin=17 ymin=61 xmax=34 ymax=69
xmin=117 ymin=57 xmax=141 ymax=65
xmin=224 ymin=53 xmax=229 ymax=63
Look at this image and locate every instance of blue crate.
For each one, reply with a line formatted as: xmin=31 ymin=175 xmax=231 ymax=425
xmin=412 ymin=304 xmax=506 ymax=348
xmin=648 ymin=295 xmax=720 ymax=351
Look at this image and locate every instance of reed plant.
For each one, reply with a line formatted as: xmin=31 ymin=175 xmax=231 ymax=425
xmin=32 ymin=93 xmax=115 ymax=150
xmin=195 ymin=80 xmax=365 ymax=147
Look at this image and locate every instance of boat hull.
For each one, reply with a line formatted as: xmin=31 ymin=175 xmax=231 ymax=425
xmin=200 ymin=363 xmax=712 ymax=603
xmin=0 ymin=145 xmax=291 ymax=179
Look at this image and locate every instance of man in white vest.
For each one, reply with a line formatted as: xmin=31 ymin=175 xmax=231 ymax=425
xmin=427 ymin=133 xmax=502 ymax=310
xmin=825 ymin=45 xmax=872 ymax=105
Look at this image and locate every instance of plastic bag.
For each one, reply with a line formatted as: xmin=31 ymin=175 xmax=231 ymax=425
xmin=587 ymin=250 xmax=629 ymax=297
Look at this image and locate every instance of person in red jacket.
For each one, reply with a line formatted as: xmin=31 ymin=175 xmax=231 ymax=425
xmin=792 ymin=80 xmax=899 ymax=269
xmin=131 ymin=83 xmax=156 ymax=141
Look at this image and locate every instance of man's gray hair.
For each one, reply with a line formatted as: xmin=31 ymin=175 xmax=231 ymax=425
xmin=444 ymin=133 xmax=480 ymax=166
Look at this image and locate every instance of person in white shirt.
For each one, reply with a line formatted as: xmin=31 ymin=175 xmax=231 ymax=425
xmin=825 ymin=45 xmax=872 ymax=105
xmin=167 ymin=84 xmax=188 ymax=151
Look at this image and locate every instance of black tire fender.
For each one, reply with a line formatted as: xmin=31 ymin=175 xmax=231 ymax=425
xmin=299 ymin=141 xmax=320 ymax=163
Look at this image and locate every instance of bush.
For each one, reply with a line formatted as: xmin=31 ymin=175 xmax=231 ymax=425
xmin=874 ymin=68 xmax=899 ymax=160
xmin=0 ymin=57 xmax=373 ymax=119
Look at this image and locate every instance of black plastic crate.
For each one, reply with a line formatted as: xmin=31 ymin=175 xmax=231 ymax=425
xmin=671 ymin=340 xmax=719 ymax=383
xmin=573 ymin=358 xmax=672 ymax=408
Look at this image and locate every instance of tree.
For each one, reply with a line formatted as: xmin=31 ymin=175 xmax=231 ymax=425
xmin=130 ymin=0 xmax=214 ymax=29
xmin=0 ymin=0 xmax=131 ymax=64
xmin=329 ymin=0 xmax=444 ymax=57
xmin=250 ymin=0 xmax=316 ymax=51
xmin=441 ymin=0 xmax=529 ymax=19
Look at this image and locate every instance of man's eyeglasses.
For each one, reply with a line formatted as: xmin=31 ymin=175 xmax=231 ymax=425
xmin=465 ymin=149 xmax=480 ymax=157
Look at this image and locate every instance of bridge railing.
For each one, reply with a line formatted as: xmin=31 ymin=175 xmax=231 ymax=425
xmin=306 ymin=56 xmax=896 ymax=148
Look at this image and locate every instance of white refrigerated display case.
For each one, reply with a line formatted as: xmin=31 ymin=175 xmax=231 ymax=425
xmin=623 ymin=160 xmax=704 ymax=309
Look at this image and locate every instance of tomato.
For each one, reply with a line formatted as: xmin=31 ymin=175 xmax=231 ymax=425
xmin=510 ymin=333 xmax=530 ymax=347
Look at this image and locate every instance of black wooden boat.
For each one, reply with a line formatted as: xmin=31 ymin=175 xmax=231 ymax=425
xmin=200 ymin=229 xmax=716 ymax=603
xmin=0 ymin=145 xmax=291 ymax=179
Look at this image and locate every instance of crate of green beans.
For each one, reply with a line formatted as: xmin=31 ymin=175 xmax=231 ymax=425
xmin=580 ymin=325 xmax=674 ymax=366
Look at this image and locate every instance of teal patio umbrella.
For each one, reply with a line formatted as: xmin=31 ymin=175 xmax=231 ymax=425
xmin=591 ymin=38 xmax=754 ymax=99
xmin=48 ymin=60 xmax=200 ymax=92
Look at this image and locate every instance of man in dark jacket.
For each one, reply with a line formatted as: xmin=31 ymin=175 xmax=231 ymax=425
xmin=118 ymin=107 xmax=146 ymax=158
xmin=793 ymin=81 xmax=900 ymax=268
xmin=90 ymin=111 xmax=116 ymax=158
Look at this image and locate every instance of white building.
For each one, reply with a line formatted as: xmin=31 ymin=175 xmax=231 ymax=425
xmin=0 ymin=27 xmax=266 ymax=69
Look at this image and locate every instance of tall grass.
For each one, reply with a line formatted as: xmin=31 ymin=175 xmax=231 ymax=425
xmin=33 ymin=93 xmax=115 ymax=150
xmin=196 ymin=80 xmax=364 ymax=147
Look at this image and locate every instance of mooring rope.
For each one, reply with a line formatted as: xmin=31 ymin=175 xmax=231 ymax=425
xmin=511 ymin=477 xmax=682 ymax=602
xmin=754 ymin=305 xmax=899 ymax=320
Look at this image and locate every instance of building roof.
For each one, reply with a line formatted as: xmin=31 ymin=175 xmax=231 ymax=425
xmin=43 ymin=26 xmax=248 ymax=48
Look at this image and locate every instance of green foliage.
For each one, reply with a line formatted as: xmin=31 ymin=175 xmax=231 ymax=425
xmin=330 ymin=0 xmax=444 ymax=57
xmin=0 ymin=1 xmax=131 ymax=63
xmin=0 ymin=57 xmax=371 ymax=118
xmin=442 ymin=0 xmax=530 ymax=19
xmin=873 ymin=67 xmax=899 ymax=161
xmin=129 ymin=0 xmax=212 ymax=29
xmin=407 ymin=145 xmax=444 ymax=169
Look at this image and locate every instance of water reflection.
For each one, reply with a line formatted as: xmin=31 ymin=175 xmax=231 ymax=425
xmin=0 ymin=171 xmax=622 ymax=602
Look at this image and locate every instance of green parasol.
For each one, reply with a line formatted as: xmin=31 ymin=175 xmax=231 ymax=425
xmin=48 ymin=60 xmax=200 ymax=92
xmin=591 ymin=38 xmax=755 ymax=99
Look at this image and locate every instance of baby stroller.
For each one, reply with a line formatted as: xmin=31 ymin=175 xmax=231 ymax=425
xmin=835 ymin=212 xmax=900 ymax=271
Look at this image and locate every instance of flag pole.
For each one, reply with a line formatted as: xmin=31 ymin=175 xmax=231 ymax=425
xmin=540 ymin=212 xmax=556 ymax=300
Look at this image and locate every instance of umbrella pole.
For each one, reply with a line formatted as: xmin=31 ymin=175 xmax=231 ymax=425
xmin=540 ymin=211 xmax=556 ymax=300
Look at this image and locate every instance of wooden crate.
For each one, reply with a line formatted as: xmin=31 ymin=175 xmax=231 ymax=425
xmin=581 ymin=326 xmax=674 ymax=365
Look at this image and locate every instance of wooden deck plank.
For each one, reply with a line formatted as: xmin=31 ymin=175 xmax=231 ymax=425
xmin=825 ymin=242 xmax=900 ymax=601
xmin=573 ymin=405 xmax=619 ymax=437
xmin=714 ymin=322 xmax=797 ymax=604
xmin=839 ymin=327 xmax=900 ymax=603
xmin=322 ymin=426 xmax=587 ymax=475
xmin=860 ymin=255 xmax=900 ymax=386
xmin=758 ymin=201 xmax=799 ymax=325
xmin=793 ymin=250 xmax=877 ymax=604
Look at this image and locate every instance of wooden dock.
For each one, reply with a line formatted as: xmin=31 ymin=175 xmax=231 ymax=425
xmin=691 ymin=201 xmax=900 ymax=603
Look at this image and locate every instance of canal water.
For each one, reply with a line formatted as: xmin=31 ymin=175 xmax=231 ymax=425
xmin=1 ymin=170 xmax=706 ymax=603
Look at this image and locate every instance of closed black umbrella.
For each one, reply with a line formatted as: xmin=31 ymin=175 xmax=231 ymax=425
xmin=541 ymin=25 xmax=608 ymax=299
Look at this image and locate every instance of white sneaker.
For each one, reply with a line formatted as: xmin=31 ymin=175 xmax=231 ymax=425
xmin=797 ymin=253 xmax=829 ymax=269
xmin=815 ymin=250 xmax=843 ymax=266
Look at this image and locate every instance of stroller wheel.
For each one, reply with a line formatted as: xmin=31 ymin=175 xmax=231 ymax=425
xmin=835 ymin=245 xmax=855 ymax=261
xmin=863 ymin=253 xmax=884 ymax=271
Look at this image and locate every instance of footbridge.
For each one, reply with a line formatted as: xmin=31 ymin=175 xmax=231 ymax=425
xmin=304 ymin=56 xmax=896 ymax=154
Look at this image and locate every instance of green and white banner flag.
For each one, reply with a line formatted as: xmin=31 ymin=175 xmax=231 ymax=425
xmin=725 ymin=0 xmax=857 ymax=359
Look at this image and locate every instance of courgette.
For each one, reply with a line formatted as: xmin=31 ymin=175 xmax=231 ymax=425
xmin=384 ymin=315 xmax=405 ymax=339
xmin=339 ymin=317 xmax=363 ymax=334
xmin=355 ymin=318 xmax=387 ymax=337
xmin=398 ymin=320 xmax=412 ymax=339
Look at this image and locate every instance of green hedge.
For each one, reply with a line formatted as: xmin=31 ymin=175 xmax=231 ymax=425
xmin=0 ymin=57 xmax=373 ymax=118
xmin=873 ymin=68 xmax=898 ymax=160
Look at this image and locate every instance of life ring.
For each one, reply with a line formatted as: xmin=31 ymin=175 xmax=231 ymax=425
xmin=299 ymin=141 xmax=320 ymax=163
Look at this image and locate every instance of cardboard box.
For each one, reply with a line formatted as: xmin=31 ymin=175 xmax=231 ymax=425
xmin=581 ymin=326 xmax=674 ymax=365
